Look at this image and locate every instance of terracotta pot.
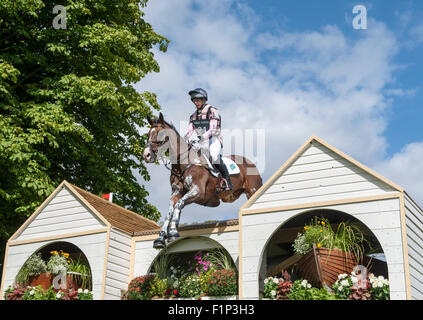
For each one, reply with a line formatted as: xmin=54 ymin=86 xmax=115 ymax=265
xmin=28 ymin=272 xmax=53 ymax=290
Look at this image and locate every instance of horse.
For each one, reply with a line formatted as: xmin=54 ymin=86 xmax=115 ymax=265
xmin=143 ymin=112 xmax=263 ymax=249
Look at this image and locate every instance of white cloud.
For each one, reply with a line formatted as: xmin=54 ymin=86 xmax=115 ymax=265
xmin=136 ymin=1 xmax=422 ymax=224
xmin=375 ymin=141 xmax=423 ymax=208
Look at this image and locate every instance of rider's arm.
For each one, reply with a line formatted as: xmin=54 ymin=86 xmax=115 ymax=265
xmin=202 ymin=108 xmax=221 ymax=140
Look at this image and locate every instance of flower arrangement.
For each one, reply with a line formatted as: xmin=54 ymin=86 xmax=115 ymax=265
xmin=186 ymin=251 xmax=212 ymax=276
xmin=332 ymin=273 xmax=354 ymax=299
xmin=178 ymin=274 xmax=202 ymax=298
xmin=332 ymin=271 xmax=390 ymax=300
xmin=15 ymin=253 xmax=47 ymax=284
xmin=127 ymin=275 xmax=155 ymax=300
xmin=368 ymin=274 xmax=390 ymax=300
xmin=127 ymin=248 xmax=238 ymax=300
xmin=293 ymin=217 xmax=368 ymax=263
xmin=263 ymin=276 xmax=281 ymax=299
xmin=3 ymin=285 xmax=93 ymax=300
xmin=207 ymin=269 xmax=237 ymax=297
xmin=47 ymin=251 xmax=68 ymax=275
xmin=287 ymin=279 xmax=339 ymax=300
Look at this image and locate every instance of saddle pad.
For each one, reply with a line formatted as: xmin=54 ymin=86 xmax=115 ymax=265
xmin=222 ymin=157 xmax=240 ymax=175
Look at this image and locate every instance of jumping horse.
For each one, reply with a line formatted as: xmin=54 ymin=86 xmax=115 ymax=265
xmin=143 ymin=113 xmax=263 ymax=249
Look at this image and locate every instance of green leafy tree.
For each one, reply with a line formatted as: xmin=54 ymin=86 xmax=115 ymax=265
xmin=0 ymin=0 xmax=169 ymax=271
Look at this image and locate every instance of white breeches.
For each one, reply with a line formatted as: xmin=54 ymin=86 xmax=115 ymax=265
xmin=201 ymin=136 xmax=222 ymax=164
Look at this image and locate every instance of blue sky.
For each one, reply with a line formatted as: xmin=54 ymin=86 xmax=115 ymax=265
xmin=136 ymin=0 xmax=423 ymax=224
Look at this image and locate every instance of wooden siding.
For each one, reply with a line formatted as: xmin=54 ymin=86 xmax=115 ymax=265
xmin=2 ymin=233 xmax=107 ymax=300
xmin=241 ymin=198 xmax=406 ymax=299
xmin=248 ymin=141 xmax=396 ymax=211
xmin=14 ymin=186 xmax=107 ymax=242
xmin=104 ymin=228 xmax=132 ymax=300
xmin=404 ymin=194 xmax=423 ymax=300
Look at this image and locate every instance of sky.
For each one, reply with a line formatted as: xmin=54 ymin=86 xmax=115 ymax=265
xmin=135 ymin=0 xmax=423 ymax=225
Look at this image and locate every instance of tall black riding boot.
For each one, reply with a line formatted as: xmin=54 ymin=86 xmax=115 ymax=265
xmin=216 ymin=158 xmax=233 ymax=190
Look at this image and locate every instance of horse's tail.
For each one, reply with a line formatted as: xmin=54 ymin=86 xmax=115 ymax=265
xmin=230 ymin=155 xmax=263 ymax=199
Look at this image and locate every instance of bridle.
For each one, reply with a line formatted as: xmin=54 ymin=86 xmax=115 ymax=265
xmin=146 ymin=124 xmax=195 ymax=181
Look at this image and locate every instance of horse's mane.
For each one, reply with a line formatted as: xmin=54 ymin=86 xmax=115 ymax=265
xmin=151 ymin=117 xmax=182 ymax=138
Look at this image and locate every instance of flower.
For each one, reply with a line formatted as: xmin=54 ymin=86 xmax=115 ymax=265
xmin=271 ymin=290 xmax=276 ymax=297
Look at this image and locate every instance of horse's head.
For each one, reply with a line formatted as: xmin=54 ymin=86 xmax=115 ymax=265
xmin=143 ymin=112 xmax=170 ymax=163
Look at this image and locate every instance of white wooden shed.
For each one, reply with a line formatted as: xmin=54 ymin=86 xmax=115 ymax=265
xmin=2 ymin=135 xmax=423 ymax=300
xmin=0 ymin=180 xmax=159 ymax=300
xmin=238 ymin=135 xmax=423 ymax=300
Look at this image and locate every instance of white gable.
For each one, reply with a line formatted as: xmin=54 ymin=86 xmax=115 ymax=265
xmin=246 ymin=139 xmax=399 ymax=211
xmin=13 ymin=185 xmax=107 ymax=242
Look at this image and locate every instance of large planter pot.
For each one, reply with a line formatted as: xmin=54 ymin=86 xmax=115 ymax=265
xmin=28 ymin=272 xmax=84 ymax=291
xmin=296 ymin=244 xmax=359 ymax=289
xmin=28 ymin=272 xmax=53 ymax=290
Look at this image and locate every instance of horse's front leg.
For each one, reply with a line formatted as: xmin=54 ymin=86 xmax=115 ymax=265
xmin=168 ymin=177 xmax=201 ymax=242
xmin=153 ymin=183 xmax=181 ymax=249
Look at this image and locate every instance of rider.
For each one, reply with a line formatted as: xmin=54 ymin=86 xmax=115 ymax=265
xmin=186 ymin=88 xmax=233 ymax=190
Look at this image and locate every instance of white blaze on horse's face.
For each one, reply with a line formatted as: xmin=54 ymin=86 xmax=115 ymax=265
xmin=143 ymin=127 xmax=159 ymax=163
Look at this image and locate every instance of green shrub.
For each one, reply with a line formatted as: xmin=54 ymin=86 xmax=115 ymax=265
xmin=150 ymin=275 xmax=168 ymax=298
xmin=287 ymin=280 xmax=339 ymax=300
xmin=16 ymin=253 xmax=47 ymax=284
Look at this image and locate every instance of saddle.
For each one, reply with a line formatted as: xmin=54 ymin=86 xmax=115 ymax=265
xmin=200 ymin=154 xmax=240 ymax=191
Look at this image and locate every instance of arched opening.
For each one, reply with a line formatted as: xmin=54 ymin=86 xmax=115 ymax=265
xmin=149 ymin=236 xmax=238 ymax=275
xmin=143 ymin=236 xmax=238 ymax=298
xmin=15 ymin=241 xmax=93 ymax=291
xmin=259 ymin=209 xmax=388 ymax=298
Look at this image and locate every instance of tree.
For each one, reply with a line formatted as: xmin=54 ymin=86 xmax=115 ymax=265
xmin=0 ymin=0 xmax=169 ymax=263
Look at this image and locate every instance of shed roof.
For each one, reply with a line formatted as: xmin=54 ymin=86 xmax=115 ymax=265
xmin=68 ymin=183 xmax=160 ymax=234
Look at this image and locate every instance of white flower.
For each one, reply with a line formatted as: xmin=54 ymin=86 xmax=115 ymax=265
xmin=300 ymin=280 xmax=308 ymax=288
xmin=84 ymin=289 xmax=89 ymax=294
xmin=307 ymin=284 xmax=311 ymax=289
xmin=341 ymin=280 xmax=349 ymax=287
xmin=372 ymin=282 xmax=377 ymax=288
xmin=271 ymin=290 xmax=276 ymax=297
xmin=170 ymin=266 xmax=174 ymax=270
xmin=78 ymin=288 xmax=83 ymax=293
xmin=338 ymin=285 xmax=343 ymax=292
xmin=56 ymin=292 xmax=62 ymax=299
xmin=30 ymin=290 xmax=35 ymax=295
xmin=338 ymin=273 xmax=348 ymax=280
xmin=273 ymin=278 xmax=279 ymax=284
xmin=377 ymin=281 xmax=384 ymax=288
xmin=264 ymin=278 xmax=268 ymax=284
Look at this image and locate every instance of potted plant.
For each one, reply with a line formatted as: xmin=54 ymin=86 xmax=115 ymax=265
xmin=16 ymin=253 xmax=48 ymax=288
xmin=293 ymin=217 xmax=369 ymax=288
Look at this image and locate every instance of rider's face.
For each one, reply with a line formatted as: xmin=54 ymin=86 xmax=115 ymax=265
xmin=192 ymin=98 xmax=205 ymax=109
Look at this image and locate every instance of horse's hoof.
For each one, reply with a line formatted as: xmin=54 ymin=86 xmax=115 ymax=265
xmin=153 ymin=232 xmax=167 ymax=249
xmin=153 ymin=238 xmax=166 ymax=249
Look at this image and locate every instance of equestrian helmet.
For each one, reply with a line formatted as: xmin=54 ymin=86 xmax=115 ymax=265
xmin=188 ymin=88 xmax=208 ymax=101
